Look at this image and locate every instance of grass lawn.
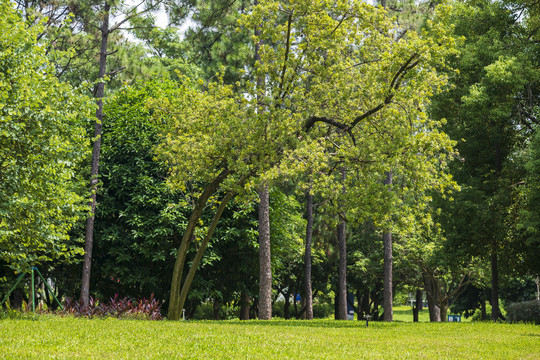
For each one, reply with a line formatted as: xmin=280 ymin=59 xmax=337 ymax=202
xmin=391 ymin=305 xmax=432 ymax=322
xmin=1 ymin=316 xmax=538 ymax=359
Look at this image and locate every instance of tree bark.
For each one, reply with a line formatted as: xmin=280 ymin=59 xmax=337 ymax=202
xmin=440 ymin=303 xmax=448 ymax=322
xmin=258 ymin=185 xmax=272 ymax=320
xmin=337 ymin=217 xmax=347 ymax=320
xmin=80 ymin=1 xmax=110 ymax=306
xmin=491 ymin=239 xmax=499 ymax=321
xmin=413 ymin=289 xmax=422 ymax=322
xmin=383 ymin=171 xmax=393 ymax=322
xmin=168 ymin=171 xmax=230 ymax=320
xmin=213 ymin=299 xmax=221 ymax=320
xmin=304 ymin=191 xmax=314 ymax=320
xmin=423 ymin=270 xmax=441 ymax=322
xmin=427 ymin=298 xmax=441 ymax=322
xmin=240 ymin=292 xmax=250 ymax=320
xmin=284 ymin=290 xmax=291 ymax=319
xmin=175 ymin=191 xmax=233 ymax=318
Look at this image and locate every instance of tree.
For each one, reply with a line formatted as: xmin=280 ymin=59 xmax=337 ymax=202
xmin=431 ymin=0 xmax=540 ymax=320
xmin=79 ymin=0 xmax=165 ymax=306
xmin=521 ymin=130 xmax=540 ymax=276
xmin=382 ymin=171 xmax=393 ymax=321
xmin=89 ymin=81 xmax=188 ymax=302
xmin=0 ymin=1 xmax=94 ymax=272
xmin=158 ymin=0 xmax=458 ymax=320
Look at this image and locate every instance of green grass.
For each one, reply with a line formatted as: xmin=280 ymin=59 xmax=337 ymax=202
xmin=0 ymin=316 xmax=538 ymax=359
xmin=390 ymin=305 xmax=471 ymax=322
xmin=392 ymin=305 xmax=431 ymax=322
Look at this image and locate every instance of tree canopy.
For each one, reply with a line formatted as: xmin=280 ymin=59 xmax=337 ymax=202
xmin=0 ymin=1 xmax=94 ymax=272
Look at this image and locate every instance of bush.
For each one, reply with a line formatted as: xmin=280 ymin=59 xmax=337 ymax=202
xmin=507 ymin=300 xmax=540 ymax=324
xmin=272 ymin=301 xmax=285 ymax=318
xmin=313 ymin=303 xmax=334 ymax=319
xmin=471 ymin=301 xmax=506 ymax=322
xmin=191 ymin=302 xmax=240 ymax=320
xmin=64 ymin=294 xmax=162 ymax=320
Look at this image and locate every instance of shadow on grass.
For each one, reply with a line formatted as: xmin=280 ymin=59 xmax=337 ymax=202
xmin=178 ymin=319 xmax=406 ymax=329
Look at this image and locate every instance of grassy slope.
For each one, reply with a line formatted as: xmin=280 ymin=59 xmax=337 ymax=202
xmin=1 ymin=316 xmax=538 ymax=359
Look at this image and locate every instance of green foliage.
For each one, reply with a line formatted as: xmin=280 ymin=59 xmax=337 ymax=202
xmin=431 ymin=0 xmax=540 ymax=298
xmin=247 ymin=0 xmax=460 ymax=234
xmin=0 ymin=2 xmax=94 ymax=271
xmin=470 ymin=301 xmax=507 ymax=322
xmin=91 ymin=81 xmax=188 ymax=300
xmin=520 ymin=130 xmax=540 ymax=274
xmin=181 ymin=0 xmax=253 ymax=84
xmin=507 ymin=300 xmax=540 ymax=324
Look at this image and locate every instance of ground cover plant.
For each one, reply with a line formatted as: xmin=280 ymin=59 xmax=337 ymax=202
xmin=0 ymin=317 xmax=538 ymax=359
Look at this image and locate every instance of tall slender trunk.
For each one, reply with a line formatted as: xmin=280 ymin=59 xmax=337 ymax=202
xmin=413 ymin=289 xmax=421 ymax=322
xmin=491 ymin=239 xmax=499 ymax=321
xmin=337 ymin=170 xmax=347 ymax=320
xmin=213 ymin=299 xmax=221 ymax=320
xmin=80 ymin=1 xmax=110 ymax=306
xmin=304 ymin=191 xmax=314 ymax=320
xmin=240 ymin=292 xmax=250 ymax=320
xmin=337 ymin=218 xmax=347 ymax=320
xmin=258 ymin=185 xmax=272 ymax=320
xmin=383 ymin=171 xmax=393 ymax=321
xmin=175 ymin=192 xmax=233 ymax=317
xmin=168 ymin=171 xmax=230 ymax=320
xmin=284 ymin=290 xmax=291 ymax=319
xmin=253 ymin=0 xmax=271 ymax=321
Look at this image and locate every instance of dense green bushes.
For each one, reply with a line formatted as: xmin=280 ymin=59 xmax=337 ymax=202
xmin=507 ymin=300 xmax=540 ymax=324
xmin=190 ymin=301 xmax=334 ymax=320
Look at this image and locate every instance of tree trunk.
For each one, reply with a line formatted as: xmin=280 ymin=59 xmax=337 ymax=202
xmin=440 ymin=303 xmax=448 ymax=322
xmin=168 ymin=171 xmax=230 ymax=320
xmin=304 ymin=191 xmax=314 ymax=320
xmin=491 ymin=239 xmax=499 ymax=321
xmin=240 ymin=292 xmax=250 ymax=320
xmin=175 ymin=192 xmax=233 ymax=317
xmin=481 ymin=297 xmax=487 ymax=321
xmin=80 ymin=1 xmax=110 ymax=306
xmin=284 ymin=290 xmax=291 ymax=319
xmin=423 ymin=270 xmax=441 ymax=322
xmin=427 ymin=300 xmax=441 ymax=322
xmin=360 ymin=289 xmax=370 ymax=320
xmin=337 ymin=217 xmax=347 ymax=320
xmin=258 ymin=185 xmax=272 ymax=320
xmin=413 ymin=289 xmax=422 ymax=322
xmin=383 ymin=171 xmax=393 ymax=322
xmin=213 ymin=299 xmax=221 ymax=320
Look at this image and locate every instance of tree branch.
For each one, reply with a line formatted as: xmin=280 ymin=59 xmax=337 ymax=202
xmin=278 ymin=12 xmax=294 ymax=98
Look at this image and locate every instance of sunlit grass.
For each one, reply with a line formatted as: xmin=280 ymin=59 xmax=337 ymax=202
xmin=0 ymin=316 xmax=537 ymax=359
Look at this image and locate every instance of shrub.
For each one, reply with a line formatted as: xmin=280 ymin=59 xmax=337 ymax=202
xmin=64 ymin=294 xmax=162 ymax=320
xmin=507 ymin=300 xmax=540 ymax=324
xmin=313 ymin=303 xmax=334 ymax=319
xmin=471 ymin=301 xmax=506 ymax=322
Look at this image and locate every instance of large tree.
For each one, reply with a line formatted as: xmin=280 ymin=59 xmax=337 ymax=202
xmin=158 ymin=0 xmax=459 ymax=320
xmin=431 ymin=0 xmax=540 ymax=321
xmin=0 ymin=1 xmax=94 ymax=272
